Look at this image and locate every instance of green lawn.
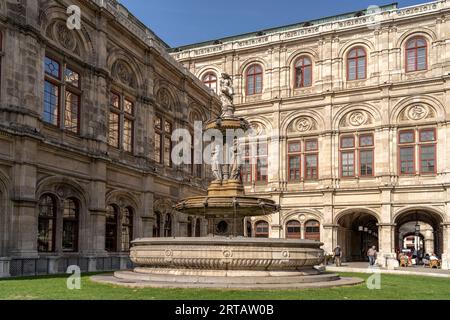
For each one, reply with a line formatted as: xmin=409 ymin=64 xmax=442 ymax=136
xmin=0 ymin=272 xmax=449 ymax=300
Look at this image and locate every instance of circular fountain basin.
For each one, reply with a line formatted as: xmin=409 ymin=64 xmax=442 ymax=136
xmin=129 ymin=237 xmax=324 ymax=271
xmin=92 ymin=237 xmax=364 ymax=289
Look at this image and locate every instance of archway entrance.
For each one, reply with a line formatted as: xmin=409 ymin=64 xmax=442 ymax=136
xmin=395 ymin=210 xmax=443 ymax=259
xmin=337 ymin=212 xmax=379 ymax=262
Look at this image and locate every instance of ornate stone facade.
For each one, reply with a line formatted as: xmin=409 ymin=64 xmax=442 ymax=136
xmin=0 ymin=0 xmax=220 ymax=277
xmin=173 ymin=1 xmax=450 ymax=269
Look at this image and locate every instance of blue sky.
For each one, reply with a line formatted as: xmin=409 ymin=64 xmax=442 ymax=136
xmin=119 ymin=0 xmax=432 ymax=47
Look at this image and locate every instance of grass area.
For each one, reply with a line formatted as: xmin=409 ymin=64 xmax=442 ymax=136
xmin=0 ymin=272 xmax=449 ymax=300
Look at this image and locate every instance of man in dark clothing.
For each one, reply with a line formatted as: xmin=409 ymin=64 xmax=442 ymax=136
xmin=333 ymin=245 xmax=342 ymax=267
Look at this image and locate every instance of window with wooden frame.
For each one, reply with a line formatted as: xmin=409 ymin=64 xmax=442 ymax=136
xmin=105 ymin=205 xmax=119 ymax=252
xmin=154 ymin=116 xmax=162 ymax=163
xmin=255 ymin=141 xmax=268 ymax=182
xmin=294 ymin=56 xmax=312 ymax=88
xmin=62 ymin=198 xmax=79 ymax=252
xmin=108 ymin=92 xmax=134 ymax=152
xmin=38 ymin=195 xmax=57 ymax=253
xmin=340 ymin=133 xmax=375 ymax=178
xmin=359 ymin=134 xmax=374 ymax=177
xmin=406 ymin=36 xmax=427 ymax=72
xmin=305 ymin=220 xmax=320 ymax=241
xmin=399 ymin=128 xmax=436 ymax=175
xmin=305 ymin=139 xmax=319 ymax=180
xmin=255 ymin=221 xmax=269 ymax=238
xmin=202 ymin=72 xmax=218 ymax=93
xmin=121 ymin=207 xmax=133 ymax=251
xmin=242 ymin=140 xmax=268 ymax=184
xmin=246 ymin=64 xmax=263 ymax=95
xmin=287 ymin=141 xmax=301 ymax=181
xmin=286 ymin=220 xmax=301 ymax=239
xmin=44 ymin=55 xmax=81 ymax=134
xmin=287 ymin=138 xmax=319 ymax=182
xmin=347 ymin=47 xmax=367 ymax=81
xmin=153 ymin=115 xmax=173 ymax=167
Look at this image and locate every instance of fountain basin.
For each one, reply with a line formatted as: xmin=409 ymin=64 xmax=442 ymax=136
xmin=130 ymin=237 xmax=324 ymax=271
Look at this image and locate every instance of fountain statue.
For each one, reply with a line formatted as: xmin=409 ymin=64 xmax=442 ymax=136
xmin=92 ymin=74 xmax=363 ymax=289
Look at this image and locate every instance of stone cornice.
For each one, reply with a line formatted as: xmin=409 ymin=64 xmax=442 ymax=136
xmin=172 ymin=1 xmax=449 ymax=60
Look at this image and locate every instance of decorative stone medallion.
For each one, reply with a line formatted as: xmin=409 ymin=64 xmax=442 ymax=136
xmin=296 ymin=117 xmax=313 ymax=132
xmin=55 ymin=22 xmax=76 ymax=51
xmin=407 ymin=105 xmax=428 ymax=121
xmin=157 ymin=88 xmax=173 ymax=110
xmin=250 ymin=122 xmax=264 ymax=135
xmin=113 ymin=60 xmax=134 ymax=88
xmin=349 ymin=111 xmax=368 ymax=127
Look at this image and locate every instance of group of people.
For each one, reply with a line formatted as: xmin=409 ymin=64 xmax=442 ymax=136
xmin=332 ymin=245 xmax=378 ymax=267
xmin=397 ymin=249 xmax=440 ymax=267
xmin=330 ymin=245 xmax=440 ymax=268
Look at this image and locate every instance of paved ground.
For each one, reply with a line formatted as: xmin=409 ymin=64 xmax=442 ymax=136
xmin=325 ymin=262 xmax=450 ymax=278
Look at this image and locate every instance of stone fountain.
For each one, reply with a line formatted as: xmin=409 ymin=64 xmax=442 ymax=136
xmin=92 ymin=74 xmax=362 ymax=289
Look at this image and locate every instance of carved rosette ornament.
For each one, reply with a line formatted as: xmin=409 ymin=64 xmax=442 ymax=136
xmin=407 ymin=105 xmax=428 ymax=121
xmin=295 ymin=117 xmax=313 ymax=132
xmin=55 ymin=22 xmax=76 ymax=51
xmin=112 ymin=60 xmax=134 ymax=88
xmin=156 ymin=88 xmax=173 ymax=111
xmin=348 ymin=111 xmax=368 ymax=127
xmin=250 ymin=122 xmax=264 ymax=135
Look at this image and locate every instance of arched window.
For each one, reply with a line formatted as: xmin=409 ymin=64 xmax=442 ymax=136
xmin=105 ymin=205 xmax=118 ymax=252
xmin=347 ymin=47 xmax=367 ymax=81
xmin=294 ymin=56 xmax=312 ymax=88
xmin=195 ymin=218 xmax=201 ymax=237
xmin=62 ymin=198 xmax=79 ymax=252
xmin=202 ymin=72 xmax=218 ymax=93
xmin=164 ymin=214 xmax=172 ymax=237
xmin=44 ymin=55 xmax=81 ymax=133
xmin=108 ymin=92 xmax=135 ymax=152
xmin=38 ymin=195 xmax=57 ymax=252
xmin=246 ymin=64 xmax=263 ymax=95
xmin=255 ymin=221 xmax=269 ymax=238
xmin=406 ymin=37 xmax=427 ymax=72
xmin=286 ymin=220 xmax=301 ymax=239
xmin=153 ymin=212 xmax=161 ymax=237
xmin=305 ymin=220 xmax=320 ymax=241
xmin=121 ymin=207 xmax=133 ymax=251
xmin=187 ymin=217 xmax=193 ymax=237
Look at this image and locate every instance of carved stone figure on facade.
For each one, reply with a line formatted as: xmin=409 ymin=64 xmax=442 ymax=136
xmin=220 ymin=73 xmax=235 ymax=117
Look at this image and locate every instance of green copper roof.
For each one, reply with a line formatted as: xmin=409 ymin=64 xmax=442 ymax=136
xmin=170 ymin=3 xmax=398 ymax=51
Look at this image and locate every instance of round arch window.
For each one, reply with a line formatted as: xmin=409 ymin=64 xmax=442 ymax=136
xmin=286 ymin=220 xmax=301 ymax=239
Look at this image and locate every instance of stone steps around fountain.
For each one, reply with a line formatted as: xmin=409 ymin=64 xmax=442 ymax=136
xmin=114 ymin=270 xmax=341 ymax=284
xmin=91 ymin=273 xmax=363 ymax=290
